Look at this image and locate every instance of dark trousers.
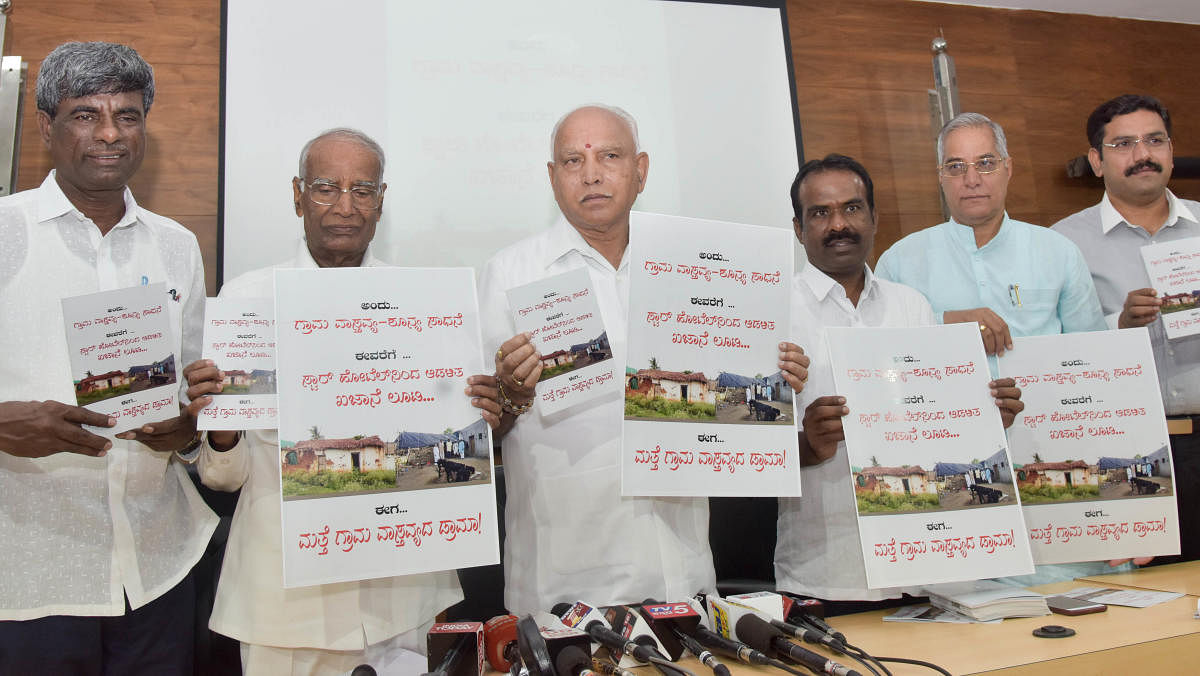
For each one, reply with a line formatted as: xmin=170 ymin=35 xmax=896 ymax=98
xmin=1170 ymin=426 xmax=1200 ymax=561
xmin=0 ymin=570 xmax=195 ymax=676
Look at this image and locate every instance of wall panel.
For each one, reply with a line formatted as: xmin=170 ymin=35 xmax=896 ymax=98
xmin=788 ymin=0 xmax=1200 ymax=263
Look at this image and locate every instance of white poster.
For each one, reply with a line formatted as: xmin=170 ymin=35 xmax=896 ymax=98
xmin=999 ymin=329 xmax=1178 ymax=564
xmin=622 ymin=211 xmax=798 ymax=497
xmin=828 ymin=324 xmax=1034 ymax=588
xmin=274 ymin=267 xmax=499 ymax=587
xmin=1141 ymin=237 xmax=1200 ymax=339
xmin=505 ymin=268 xmax=618 ymax=415
xmin=197 ymin=297 xmax=277 ymax=430
xmin=61 ymin=283 xmax=179 ymax=436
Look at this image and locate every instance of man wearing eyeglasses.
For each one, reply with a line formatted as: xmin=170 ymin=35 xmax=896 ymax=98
xmin=1053 ymin=94 xmax=1200 ymax=562
xmin=875 ymin=112 xmax=1106 ymax=356
xmin=184 ymin=129 xmax=464 ymax=674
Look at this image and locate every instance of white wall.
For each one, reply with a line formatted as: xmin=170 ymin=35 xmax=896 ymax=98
xmin=223 ymin=0 xmax=800 ymax=282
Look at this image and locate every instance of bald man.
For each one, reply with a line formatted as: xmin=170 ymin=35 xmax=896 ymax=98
xmin=471 ymin=104 xmax=808 ymax=613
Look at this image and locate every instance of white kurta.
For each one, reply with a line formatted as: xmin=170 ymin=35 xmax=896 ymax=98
xmin=478 ymin=217 xmax=716 ymax=615
xmin=0 ymin=172 xmax=217 ymax=620
xmin=775 ymin=263 xmax=934 ymax=601
xmin=197 ymin=240 xmax=462 ymax=650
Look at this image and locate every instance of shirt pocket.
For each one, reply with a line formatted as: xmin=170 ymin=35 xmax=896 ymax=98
xmin=1014 ymin=287 xmax=1057 ymax=311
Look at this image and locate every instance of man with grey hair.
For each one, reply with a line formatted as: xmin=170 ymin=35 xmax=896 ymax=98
xmin=184 ymin=128 xmax=465 ymax=674
xmin=0 ymin=41 xmax=215 ymax=674
xmin=471 ymin=104 xmax=809 ymax=613
xmin=876 ymin=112 xmax=1106 ymax=355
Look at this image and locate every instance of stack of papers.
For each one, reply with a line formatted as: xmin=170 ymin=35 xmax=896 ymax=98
xmin=1059 ymin=586 xmax=1184 ymax=608
xmin=884 ymin=604 xmax=1001 ymax=624
xmin=924 ymin=580 xmax=1050 ymax=622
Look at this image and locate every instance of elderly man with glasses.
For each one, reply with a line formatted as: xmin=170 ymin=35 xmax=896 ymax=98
xmin=875 ymin=112 xmax=1107 ymax=356
xmin=1053 ymin=94 xmax=1200 ymax=564
xmin=184 ymin=128 xmax=465 ymax=675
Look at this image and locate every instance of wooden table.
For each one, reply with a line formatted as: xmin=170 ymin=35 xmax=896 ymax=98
xmin=489 ymin=564 xmax=1200 ymax=674
xmin=1078 ymin=558 xmax=1200 ymax=596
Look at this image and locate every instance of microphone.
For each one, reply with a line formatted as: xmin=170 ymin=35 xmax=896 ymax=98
xmin=422 ymin=632 xmax=473 ymax=676
xmin=551 ymin=602 xmax=661 ymax=665
xmin=517 ymin=615 xmax=554 ymax=676
xmin=734 ymin=615 xmax=862 ymax=676
xmin=770 ymin=618 xmax=846 ymax=654
xmin=554 ymin=645 xmax=597 ymax=676
xmin=688 ymin=623 xmax=770 ymax=666
xmin=350 ymin=666 xmax=376 ymax=676
xmin=639 ymin=599 xmax=731 ymax=676
xmin=485 ymin=615 xmax=522 ymax=672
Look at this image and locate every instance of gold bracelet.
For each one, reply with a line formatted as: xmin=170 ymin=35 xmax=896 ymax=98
xmin=498 ymin=379 xmax=533 ymax=416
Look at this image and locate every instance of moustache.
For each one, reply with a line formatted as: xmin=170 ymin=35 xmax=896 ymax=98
xmin=823 ymin=229 xmax=861 ymax=247
xmin=1125 ymin=160 xmax=1162 ymax=177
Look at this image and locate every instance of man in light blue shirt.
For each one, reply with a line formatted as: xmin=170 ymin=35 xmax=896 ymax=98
xmin=875 ymin=113 xmax=1107 ymax=357
xmin=876 ymin=113 xmax=1119 ymax=585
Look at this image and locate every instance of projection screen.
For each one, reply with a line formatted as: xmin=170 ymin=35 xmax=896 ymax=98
xmin=222 ymin=0 xmax=802 ymax=285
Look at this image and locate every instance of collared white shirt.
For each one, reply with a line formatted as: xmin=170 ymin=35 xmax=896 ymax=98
xmin=775 ymin=263 xmax=935 ymax=601
xmin=0 ymin=172 xmax=216 ymax=620
xmin=1052 ymin=191 xmax=1200 ymax=415
xmin=478 ymin=216 xmax=716 ymax=615
xmin=197 ymin=239 xmax=463 ymax=650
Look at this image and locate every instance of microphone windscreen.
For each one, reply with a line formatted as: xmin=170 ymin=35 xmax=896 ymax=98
xmin=483 ymin=614 xmax=519 ymax=671
xmin=554 ymin=645 xmax=591 ymax=676
xmin=349 ymin=666 xmax=377 ymax=676
xmin=552 ymin=602 xmax=573 ymax=616
xmin=734 ymin=614 xmax=783 ymax=654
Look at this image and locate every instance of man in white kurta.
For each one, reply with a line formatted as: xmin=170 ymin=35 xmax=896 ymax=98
xmin=477 ymin=105 xmax=727 ymax=614
xmin=190 ymin=130 xmax=461 ymax=675
xmin=0 ymin=41 xmax=216 ymax=675
xmin=773 ymin=155 xmax=1023 ymax=608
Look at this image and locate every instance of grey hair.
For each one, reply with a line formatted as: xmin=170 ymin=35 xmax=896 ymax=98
xmin=936 ymin=112 xmax=1009 ymax=164
xmin=549 ymin=104 xmax=641 ymax=159
xmin=36 ymin=42 xmax=155 ymax=118
xmin=297 ymin=128 xmax=386 ymax=182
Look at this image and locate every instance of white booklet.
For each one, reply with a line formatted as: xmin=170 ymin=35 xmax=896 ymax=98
xmin=622 ymin=211 xmax=798 ymax=497
xmin=505 ymin=267 xmax=618 ymax=415
xmin=197 ymin=297 xmax=277 ymax=430
xmin=999 ymin=329 xmax=1178 ymax=564
xmin=61 ymin=283 xmax=179 ymax=436
xmin=273 ymin=267 xmax=499 ymax=587
xmin=828 ymin=323 xmax=1035 ymax=589
xmin=1140 ymin=236 xmax=1200 ymax=339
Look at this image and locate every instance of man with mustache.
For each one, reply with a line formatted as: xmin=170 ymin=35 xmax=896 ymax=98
xmin=1053 ymin=94 xmax=1200 ymax=562
xmin=875 ymin=112 xmax=1106 ymax=356
xmin=474 ymin=104 xmax=811 ymax=614
xmin=773 ymin=154 xmax=1025 ymax=612
xmin=0 ymin=42 xmax=215 ymax=674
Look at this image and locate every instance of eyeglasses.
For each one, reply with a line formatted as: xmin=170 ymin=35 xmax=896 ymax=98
xmin=938 ymin=157 xmax=1005 ymax=177
xmin=299 ymin=178 xmax=382 ymax=210
xmin=1100 ymin=134 xmax=1170 ymax=153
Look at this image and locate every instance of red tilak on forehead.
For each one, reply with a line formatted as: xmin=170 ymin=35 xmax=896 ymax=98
xmin=585 ymin=143 xmax=591 ymax=148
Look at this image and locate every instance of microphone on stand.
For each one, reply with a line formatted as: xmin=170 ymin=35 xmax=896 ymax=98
xmin=734 ymin=615 xmax=862 ymax=676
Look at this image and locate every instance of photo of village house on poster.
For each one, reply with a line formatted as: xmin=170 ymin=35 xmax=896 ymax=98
xmin=273 ymin=267 xmax=499 ymax=587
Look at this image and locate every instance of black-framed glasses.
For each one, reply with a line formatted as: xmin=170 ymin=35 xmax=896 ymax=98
xmin=1100 ymin=134 xmax=1170 ymax=154
xmin=938 ymin=157 xmax=1005 ymax=177
xmin=299 ymin=178 xmax=382 ymax=210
